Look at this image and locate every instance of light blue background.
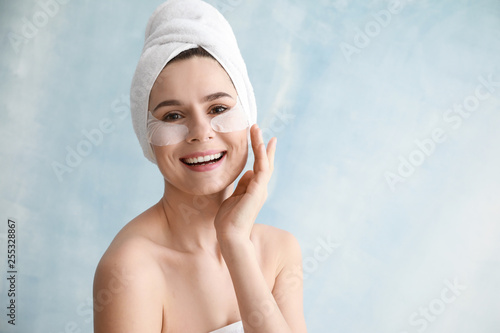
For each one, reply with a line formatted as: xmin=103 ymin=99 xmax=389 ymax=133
xmin=1 ymin=0 xmax=500 ymax=332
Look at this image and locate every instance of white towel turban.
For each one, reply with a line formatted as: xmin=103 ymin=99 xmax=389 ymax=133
xmin=130 ymin=0 xmax=257 ymax=163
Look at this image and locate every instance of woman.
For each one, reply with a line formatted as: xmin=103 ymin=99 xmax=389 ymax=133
xmin=93 ymin=1 xmax=307 ymax=332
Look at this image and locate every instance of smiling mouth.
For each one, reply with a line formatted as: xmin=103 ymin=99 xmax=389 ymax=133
xmin=180 ymin=151 xmax=226 ymax=166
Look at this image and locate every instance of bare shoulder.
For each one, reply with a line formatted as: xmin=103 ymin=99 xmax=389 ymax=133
xmin=95 ymin=208 xmax=160 ymax=277
xmin=93 ymin=210 xmax=165 ymax=332
xmin=252 ymin=223 xmax=301 ymax=251
xmin=93 ymin=234 xmax=156 ymax=307
xmin=251 ymin=224 xmax=302 ymax=273
xmin=95 ymin=234 xmax=156 ymax=281
xmin=93 ymin=212 xmax=162 ymax=301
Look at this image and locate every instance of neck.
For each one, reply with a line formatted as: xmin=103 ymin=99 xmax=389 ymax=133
xmin=155 ymin=180 xmax=233 ymax=254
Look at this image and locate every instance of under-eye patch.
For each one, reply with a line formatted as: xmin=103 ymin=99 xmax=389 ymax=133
xmin=147 ymin=98 xmax=249 ymax=146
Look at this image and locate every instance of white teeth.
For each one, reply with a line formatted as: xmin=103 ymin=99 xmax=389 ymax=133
xmin=183 ymin=152 xmax=223 ymax=165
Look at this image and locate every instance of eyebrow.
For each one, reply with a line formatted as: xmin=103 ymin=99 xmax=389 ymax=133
xmin=152 ymin=92 xmax=234 ymax=113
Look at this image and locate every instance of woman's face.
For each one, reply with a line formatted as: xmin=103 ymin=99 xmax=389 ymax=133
xmin=148 ymin=56 xmax=248 ymax=195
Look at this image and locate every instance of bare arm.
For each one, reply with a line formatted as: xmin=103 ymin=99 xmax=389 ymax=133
xmin=215 ymin=124 xmax=307 ymax=332
xmin=219 ymin=231 xmax=307 ymax=333
xmin=271 ymin=231 xmax=307 ymax=332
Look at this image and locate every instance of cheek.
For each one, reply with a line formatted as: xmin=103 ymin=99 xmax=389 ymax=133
xmin=224 ymin=129 xmax=248 ymax=158
xmin=152 ymin=145 xmax=178 ymax=175
xmin=227 ymin=131 xmax=249 ymax=177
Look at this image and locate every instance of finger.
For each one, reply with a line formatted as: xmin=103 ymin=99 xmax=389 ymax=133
xmin=266 ymin=137 xmax=277 ymax=173
xmin=251 ymin=124 xmax=268 ymax=174
xmin=233 ymin=170 xmax=254 ymax=197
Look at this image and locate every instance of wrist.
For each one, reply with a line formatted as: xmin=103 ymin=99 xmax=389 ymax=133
xmin=217 ymin=232 xmax=253 ymax=255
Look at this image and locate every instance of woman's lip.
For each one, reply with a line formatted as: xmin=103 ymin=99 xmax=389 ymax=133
xmin=182 ymin=152 xmax=226 ymax=172
xmin=180 ymin=149 xmax=226 ymax=160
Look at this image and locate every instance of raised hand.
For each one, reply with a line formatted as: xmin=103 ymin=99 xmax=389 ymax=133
xmin=214 ymin=124 xmax=277 ymax=242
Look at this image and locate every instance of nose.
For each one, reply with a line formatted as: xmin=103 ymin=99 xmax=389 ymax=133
xmin=185 ymin=110 xmax=216 ymax=143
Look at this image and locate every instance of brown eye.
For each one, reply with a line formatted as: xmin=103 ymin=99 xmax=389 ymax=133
xmin=162 ymin=113 xmax=182 ymax=122
xmin=210 ymin=105 xmax=228 ymax=115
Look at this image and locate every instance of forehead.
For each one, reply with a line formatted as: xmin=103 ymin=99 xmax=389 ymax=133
xmin=149 ymin=57 xmax=236 ymax=104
